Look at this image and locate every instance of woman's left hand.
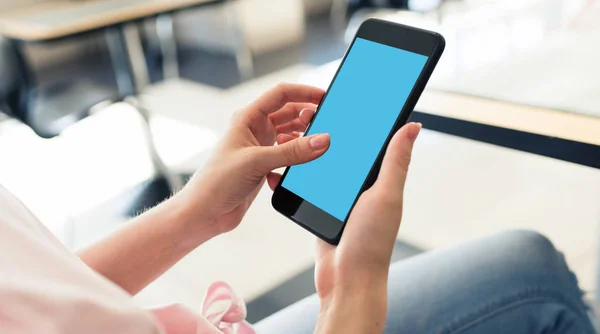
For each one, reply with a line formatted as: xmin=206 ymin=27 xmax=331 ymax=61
xmin=174 ymin=83 xmax=330 ymax=241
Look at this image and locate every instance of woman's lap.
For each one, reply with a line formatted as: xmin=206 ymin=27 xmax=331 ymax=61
xmin=254 ymin=230 xmax=596 ymax=334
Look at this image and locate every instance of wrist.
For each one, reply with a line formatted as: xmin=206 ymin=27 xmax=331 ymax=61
xmin=155 ymin=193 xmax=220 ymax=250
xmin=316 ymin=283 xmax=387 ymax=334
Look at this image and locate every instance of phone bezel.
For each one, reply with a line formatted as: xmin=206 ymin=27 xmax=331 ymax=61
xmin=272 ymin=18 xmax=445 ymax=245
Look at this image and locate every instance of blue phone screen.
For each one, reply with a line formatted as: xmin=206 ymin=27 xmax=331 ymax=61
xmin=282 ymin=38 xmax=428 ymax=221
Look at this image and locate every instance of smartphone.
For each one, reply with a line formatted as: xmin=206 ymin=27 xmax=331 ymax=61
xmin=271 ymin=18 xmax=445 ymax=245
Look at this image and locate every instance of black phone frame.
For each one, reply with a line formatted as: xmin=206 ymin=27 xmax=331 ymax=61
xmin=272 ymin=18 xmax=446 ymax=245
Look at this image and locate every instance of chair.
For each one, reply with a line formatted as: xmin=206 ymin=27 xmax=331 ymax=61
xmin=0 ymin=36 xmax=183 ymax=215
xmin=0 ymin=37 xmax=122 ymax=139
xmin=0 ymin=38 xmax=21 ymax=118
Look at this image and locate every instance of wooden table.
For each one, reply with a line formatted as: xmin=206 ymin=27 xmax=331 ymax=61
xmin=417 ymin=91 xmax=600 ymax=146
xmin=0 ymin=0 xmax=223 ymax=41
xmin=0 ymin=0 xmax=227 ymax=92
xmin=413 ymin=91 xmax=600 ymax=168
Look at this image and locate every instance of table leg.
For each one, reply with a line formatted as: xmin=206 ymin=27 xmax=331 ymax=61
xmin=156 ymin=13 xmax=180 ymax=79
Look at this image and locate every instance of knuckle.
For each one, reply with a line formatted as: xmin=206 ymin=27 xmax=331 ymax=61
xmin=245 ymin=148 xmax=269 ymax=173
xmin=274 ymin=83 xmax=291 ymax=106
xmin=357 ymin=187 xmax=403 ymax=216
xmin=276 ymin=82 xmax=290 ymax=91
xmin=375 ymin=193 xmax=404 ymax=214
xmin=373 ymin=180 xmax=404 ymax=205
xmin=231 ymin=108 xmax=244 ymax=122
xmin=398 ymin=168 xmax=409 ymax=182
xmin=237 ymin=147 xmax=258 ymax=166
xmin=274 ymin=83 xmax=289 ymax=97
xmin=405 ymin=148 xmax=413 ymax=163
xmin=391 ymin=148 xmax=412 ymax=175
xmin=283 ymin=142 xmax=302 ymax=162
xmin=382 ymin=193 xmax=404 ymax=210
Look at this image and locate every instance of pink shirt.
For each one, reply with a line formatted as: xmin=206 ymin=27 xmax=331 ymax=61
xmin=0 ymin=185 xmax=254 ymax=334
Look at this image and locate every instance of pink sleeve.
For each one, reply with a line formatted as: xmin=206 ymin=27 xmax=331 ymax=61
xmin=0 ymin=285 xmax=161 ymax=334
xmin=0 ymin=185 xmax=163 ymax=334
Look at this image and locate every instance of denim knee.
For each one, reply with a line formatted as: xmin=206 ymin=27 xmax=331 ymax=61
xmin=498 ymin=229 xmax=557 ymax=260
xmin=489 ymin=230 xmax=587 ymax=307
xmin=488 ymin=230 xmax=570 ymax=281
xmin=383 ymin=230 xmax=594 ymax=334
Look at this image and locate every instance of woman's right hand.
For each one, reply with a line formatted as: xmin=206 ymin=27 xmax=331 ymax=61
xmin=313 ymin=122 xmax=421 ymax=334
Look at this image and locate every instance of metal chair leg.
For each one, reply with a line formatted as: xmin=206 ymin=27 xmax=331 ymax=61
xmin=225 ymin=2 xmax=254 ymax=81
xmin=107 ymin=24 xmax=182 ymax=193
xmin=105 ymin=27 xmax=136 ymax=96
xmin=123 ymin=23 xmax=151 ymax=93
xmin=156 ymin=13 xmax=180 ymax=80
xmin=126 ymin=97 xmax=184 ymax=193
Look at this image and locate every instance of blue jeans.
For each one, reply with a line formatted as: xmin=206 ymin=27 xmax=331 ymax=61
xmin=255 ymin=230 xmax=596 ymax=333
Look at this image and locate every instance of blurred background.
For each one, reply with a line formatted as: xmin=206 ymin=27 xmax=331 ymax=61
xmin=1 ymin=0 xmax=599 ymax=323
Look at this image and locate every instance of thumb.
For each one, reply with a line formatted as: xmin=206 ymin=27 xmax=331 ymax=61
xmin=257 ymin=133 xmax=330 ymax=171
xmin=374 ymin=123 xmax=421 ymax=196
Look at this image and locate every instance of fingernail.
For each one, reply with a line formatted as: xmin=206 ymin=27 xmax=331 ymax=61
xmin=408 ymin=122 xmax=422 ymax=142
xmin=310 ymin=134 xmax=330 ymax=150
xmin=300 ymin=108 xmax=315 ymax=122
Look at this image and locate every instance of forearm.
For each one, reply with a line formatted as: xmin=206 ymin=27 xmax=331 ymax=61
xmin=77 ymin=195 xmax=217 ymax=295
xmin=315 ymin=284 xmax=388 ymax=334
